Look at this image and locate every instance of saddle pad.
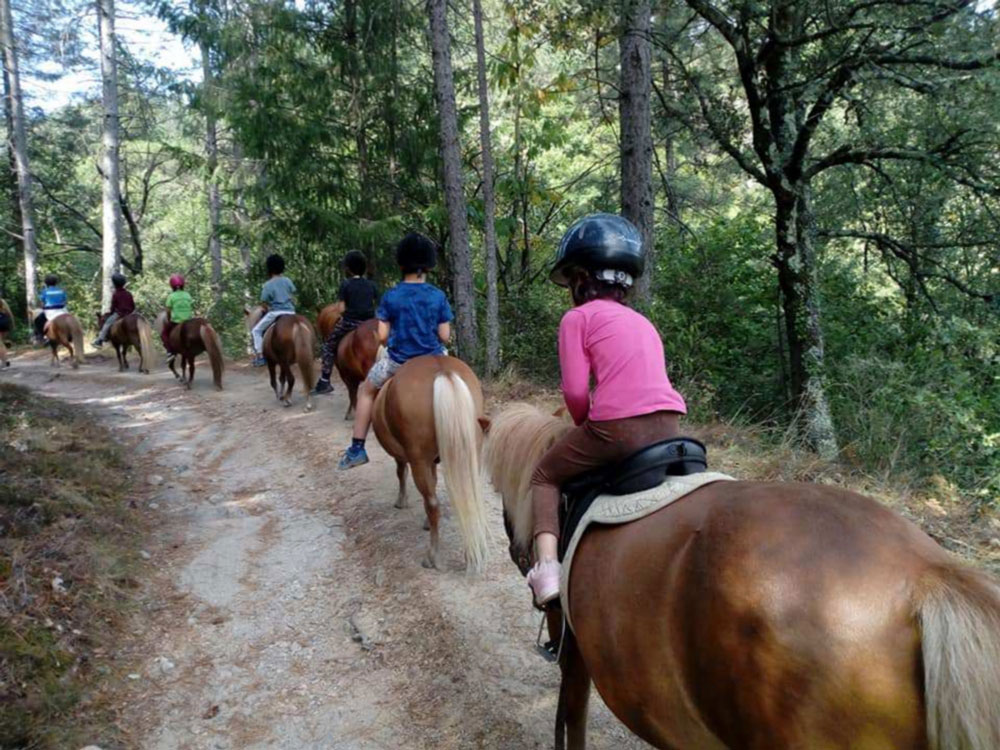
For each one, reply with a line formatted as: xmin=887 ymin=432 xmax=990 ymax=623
xmin=560 ymin=471 xmax=734 ymax=631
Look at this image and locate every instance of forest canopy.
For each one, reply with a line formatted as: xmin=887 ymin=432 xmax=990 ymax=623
xmin=2 ymin=0 xmax=998 ymax=503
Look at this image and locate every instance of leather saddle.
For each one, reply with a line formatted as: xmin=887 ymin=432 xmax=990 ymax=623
xmin=557 ymin=437 xmax=707 ymax=560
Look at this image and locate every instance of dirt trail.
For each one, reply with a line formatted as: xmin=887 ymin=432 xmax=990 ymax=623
xmin=3 ymin=352 xmax=645 ymax=749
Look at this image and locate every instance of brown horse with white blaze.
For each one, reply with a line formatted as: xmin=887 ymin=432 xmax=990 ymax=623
xmin=317 ymin=301 xmax=380 ymax=418
xmin=154 ymin=311 xmax=224 ymax=390
xmin=484 ymin=403 xmax=1000 ymax=750
xmin=97 ymin=312 xmax=156 ymax=373
xmin=43 ymin=313 xmax=86 ymax=369
xmin=372 ymin=354 xmax=491 ymax=572
xmin=245 ymin=305 xmax=317 ymax=411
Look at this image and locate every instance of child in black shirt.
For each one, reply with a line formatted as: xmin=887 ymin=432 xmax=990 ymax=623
xmin=314 ymin=251 xmax=378 ymax=394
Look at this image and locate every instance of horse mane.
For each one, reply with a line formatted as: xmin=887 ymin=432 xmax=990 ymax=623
xmin=244 ymin=304 xmax=265 ymax=331
xmin=482 ymin=402 xmax=572 ymax=551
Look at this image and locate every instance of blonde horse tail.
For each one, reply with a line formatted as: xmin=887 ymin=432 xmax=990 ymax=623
xmin=201 ymin=323 xmax=225 ymax=390
xmin=917 ymin=562 xmax=1000 ymax=750
xmin=67 ymin=315 xmax=86 ymax=368
xmin=136 ymin=316 xmax=156 ymax=373
xmin=432 ymin=372 xmax=490 ymax=574
xmin=293 ymin=319 xmax=317 ymax=411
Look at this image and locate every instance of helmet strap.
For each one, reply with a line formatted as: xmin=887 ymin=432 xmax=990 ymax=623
xmin=594 ymin=269 xmax=634 ymax=288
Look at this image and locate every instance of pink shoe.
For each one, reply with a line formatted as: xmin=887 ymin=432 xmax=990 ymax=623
xmin=527 ymin=560 xmax=561 ymax=606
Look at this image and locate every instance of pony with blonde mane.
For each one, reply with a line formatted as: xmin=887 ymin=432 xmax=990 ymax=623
xmin=42 ymin=312 xmax=86 ymax=369
xmin=245 ymin=305 xmax=316 ymax=411
xmin=484 ymin=402 xmax=1000 ymax=750
xmin=154 ymin=310 xmax=224 ymax=390
xmin=97 ymin=312 xmax=156 ymax=374
xmin=0 ymin=298 xmax=12 ymax=368
xmin=373 ymin=355 xmax=491 ymax=572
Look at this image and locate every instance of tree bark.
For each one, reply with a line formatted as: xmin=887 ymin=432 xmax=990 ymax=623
xmin=97 ymin=0 xmax=122 ymax=313
xmin=1 ymin=0 xmax=39 ymax=321
xmin=472 ymin=0 xmax=500 ymax=376
xmin=201 ymin=39 xmax=222 ymax=307
xmin=427 ymin=0 xmax=478 ymax=359
xmin=619 ymin=0 xmax=654 ymax=302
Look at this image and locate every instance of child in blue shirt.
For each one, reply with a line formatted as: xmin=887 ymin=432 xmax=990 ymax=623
xmin=34 ymin=274 xmax=69 ymax=343
xmin=251 ymin=253 xmax=297 ymax=366
xmin=338 ymin=233 xmax=453 ymax=470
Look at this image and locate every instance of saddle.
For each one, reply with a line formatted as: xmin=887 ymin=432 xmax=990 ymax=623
xmin=557 ymin=437 xmax=707 ymax=560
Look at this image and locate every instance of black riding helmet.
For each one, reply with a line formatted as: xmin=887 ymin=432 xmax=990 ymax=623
xmin=344 ymin=250 xmax=368 ymax=277
xmin=395 ymin=233 xmax=437 ymax=273
xmin=111 ymin=273 xmax=127 ymax=288
xmin=550 ymin=213 xmax=644 ymax=287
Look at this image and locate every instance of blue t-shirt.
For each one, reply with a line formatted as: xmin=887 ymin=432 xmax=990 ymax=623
xmin=261 ymin=276 xmax=296 ymax=312
xmin=377 ymin=282 xmax=453 ymax=363
xmin=40 ymin=286 xmax=68 ymax=309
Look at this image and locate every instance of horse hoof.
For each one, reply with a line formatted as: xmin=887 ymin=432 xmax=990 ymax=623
xmin=282 ymin=400 xmax=292 ymax=408
xmin=421 ymin=554 xmax=437 ymax=570
xmin=394 ymin=498 xmax=408 ymax=510
xmin=423 ymin=517 xmax=431 ymax=531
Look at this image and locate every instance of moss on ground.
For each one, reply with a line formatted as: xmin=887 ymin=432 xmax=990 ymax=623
xmin=0 ymin=383 xmax=143 ymax=749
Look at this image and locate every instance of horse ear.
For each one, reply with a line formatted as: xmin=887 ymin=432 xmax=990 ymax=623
xmin=552 ymin=406 xmax=567 ymax=418
xmin=478 ymin=417 xmax=491 ymax=434
xmin=243 ymin=306 xmax=250 ymax=317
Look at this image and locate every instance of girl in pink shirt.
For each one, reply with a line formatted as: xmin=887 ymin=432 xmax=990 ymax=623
xmin=526 ymin=214 xmax=687 ymax=606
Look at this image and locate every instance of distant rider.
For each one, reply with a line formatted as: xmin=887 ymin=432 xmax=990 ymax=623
xmin=33 ymin=274 xmax=69 ymax=344
xmin=313 ymin=250 xmax=378 ymax=395
xmin=163 ymin=274 xmax=194 ymax=365
xmin=93 ymin=273 xmax=136 ymax=348
xmin=251 ymin=253 xmax=297 ymax=367
xmin=525 ymin=214 xmax=688 ymax=606
xmin=337 ymin=233 xmax=453 ymax=470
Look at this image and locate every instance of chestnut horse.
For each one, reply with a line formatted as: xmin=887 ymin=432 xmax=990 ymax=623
xmin=96 ymin=312 xmax=156 ymax=373
xmin=484 ymin=403 xmax=1000 ymax=750
xmin=317 ymin=301 xmax=380 ymax=418
xmin=43 ymin=312 xmax=86 ymax=369
xmin=372 ymin=354 xmax=491 ymax=572
xmin=0 ymin=298 xmax=12 ymax=368
xmin=245 ymin=305 xmax=317 ymax=411
xmin=154 ymin=311 xmax=224 ymax=390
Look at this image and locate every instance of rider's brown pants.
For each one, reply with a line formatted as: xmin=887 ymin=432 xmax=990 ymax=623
xmin=531 ymin=410 xmax=681 ymax=540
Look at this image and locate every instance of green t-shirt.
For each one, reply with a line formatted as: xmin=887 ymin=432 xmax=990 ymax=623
xmin=166 ymin=290 xmax=194 ymax=323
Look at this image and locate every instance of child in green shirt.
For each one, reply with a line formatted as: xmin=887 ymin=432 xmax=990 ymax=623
xmin=163 ymin=273 xmax=194 ymax=362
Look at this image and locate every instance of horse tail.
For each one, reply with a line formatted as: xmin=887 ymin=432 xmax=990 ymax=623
xmin=293 ymin=319 xmax=317 ymax=410
xmin=482 ymin=403 xmax=573 ymax=552
xmin=917 ymin=562 xmax=1000 ymax=750
xmin=136 ymin=316 xmax=156 ymax=373
xmin=67 ymin=315 xmax=86 ymax=367
xmin=201 ymin=322 xmax=225 ymax=390
xmin=432 ymin=372 xmax=490 ymax=574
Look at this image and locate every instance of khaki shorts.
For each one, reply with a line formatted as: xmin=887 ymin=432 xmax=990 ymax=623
xmin=366 ymin=355 xmax=403 ymax=388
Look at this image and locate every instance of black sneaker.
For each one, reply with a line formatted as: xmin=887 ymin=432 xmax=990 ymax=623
xmin=311 ymin=379 xmax=334 ymax=395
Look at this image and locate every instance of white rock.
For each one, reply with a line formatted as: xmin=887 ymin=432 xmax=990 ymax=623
xmin=148 ymin=502 xmax=160 ymax=510
xmin=127 ymin=673 xmax=141 ymax=680
xmin=148 ymin=474 xmax=164 ymax=486
xmin=152 ymin=656 xmax=175 ymax=675
xmin=139 ymin=550 xmax=151 ymax=560
xmin=51 ymin=575 xmax=67 ymax=594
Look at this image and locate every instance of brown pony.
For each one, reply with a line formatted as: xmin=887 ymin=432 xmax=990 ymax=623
xmin=97 ymin=312 xmax=156 ymax=373
xmin=245 ymin=305 xmax=317 ymax=411
xmin=0 ymin=298 xmax=12 ymax=368
xmin=317 ymin=301 xmax=380 ymax=419
xmin=372 ymin=354 xmax=491 ymax=572
xmin=42 ymin=312 xmax=86 ymax=369
xmin=154 ymin=311 xmax=224 ymax=390
xmin=485 ymin=403 xmax=1000 ymax=750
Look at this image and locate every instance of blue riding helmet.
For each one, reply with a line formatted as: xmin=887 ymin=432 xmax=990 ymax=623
xmin=550 ymin=213 xmax=645 ymax=287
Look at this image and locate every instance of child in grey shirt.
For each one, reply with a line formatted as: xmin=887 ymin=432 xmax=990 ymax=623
xmin=251 ymin=253 xmax=297 ymax=365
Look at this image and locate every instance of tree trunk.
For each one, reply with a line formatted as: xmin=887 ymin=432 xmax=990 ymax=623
xmin=201 ymin=39 xmax=222 ymax=308
xmin=774 ymin=187 xmax=838 ymax=459
xmin=472 ymin=0 xmax=500 ymax=376
xmin=618 ymin=0 xmax=654 ymax=302
xmin=1 ymin=0 xmax=39 ymax=322
xmin=97 ymin=0 xmax=121 ymax=313
xmin=427 ymin=0 xmax=478 ymax=360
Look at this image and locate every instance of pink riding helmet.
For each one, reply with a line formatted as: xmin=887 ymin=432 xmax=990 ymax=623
xmin=169 ymin=274 xmax=186 ymax=290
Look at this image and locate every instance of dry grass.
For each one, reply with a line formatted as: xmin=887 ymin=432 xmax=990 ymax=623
xmin=0 ymin=383 xmax=145 ymax=748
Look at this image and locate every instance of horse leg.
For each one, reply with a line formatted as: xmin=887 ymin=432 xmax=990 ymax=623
xmin=410 ymin=459 xmax=440 ymax=569
xmin=345 ymin=381 xmax=358 ymax=420
xmin=285 ymin=366 xmax=296 ymax=407
xmin=122 ymin=345 xmax=130 ymax=370
xmin=558 ymin=630 xmax=591 ymax=750
xmin=49 ymin=341 xmax=59 ymax=367
xmin=115 ymin=343 xmax=124 ymax=371
xmin=267 ymin=359 xmax=280 ymax=400
xmin=394 ymin=460 xmax=409 ymax=509
xmin=186 ymin=356 xmax=194 ymax=389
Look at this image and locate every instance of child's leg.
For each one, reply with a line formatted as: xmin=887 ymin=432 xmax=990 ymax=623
xmin=352 ymin=379 xmax=378 ymax=440
xmin=95 ymin=312 xmax=118 ymax=344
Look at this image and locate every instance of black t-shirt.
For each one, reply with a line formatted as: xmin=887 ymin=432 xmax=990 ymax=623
xmin=340 ymin=277 xmax=377 ymax=321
